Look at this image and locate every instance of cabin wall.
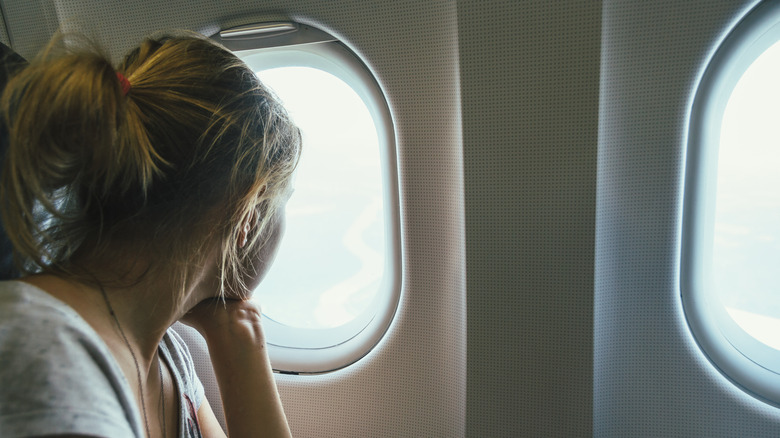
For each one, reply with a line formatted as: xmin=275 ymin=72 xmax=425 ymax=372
xmin=0 ymin=4 xmax=9 ymax=47
xmin=460 ymin=1 xmax=599 ymax=436
xmin=595 ymin=0 xmax=780 ymax=436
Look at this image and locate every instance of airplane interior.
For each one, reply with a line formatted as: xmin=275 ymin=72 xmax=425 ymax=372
xmin=1 ymin=0 xmax=780 ymax=437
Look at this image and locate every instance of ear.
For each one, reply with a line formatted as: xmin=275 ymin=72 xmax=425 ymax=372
xmin=239 ymin=222 xmax=250 ymax=248
xmin=238 ymin=210 xmax=256 ymax=248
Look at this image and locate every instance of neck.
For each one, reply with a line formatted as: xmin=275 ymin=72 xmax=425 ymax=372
xmin=97 ymin=277 xmax=179 ymax=366
xmin=25 ymin=236 xmax=220 ymax=364
xmin=72 ymin=241 xmax=218 ymax=365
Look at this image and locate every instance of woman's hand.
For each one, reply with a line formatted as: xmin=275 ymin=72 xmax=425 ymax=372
xmin=180 ymin=297 xmax=292 ymax=438
xmin=180 ymin=297 xmax=265 ymax=346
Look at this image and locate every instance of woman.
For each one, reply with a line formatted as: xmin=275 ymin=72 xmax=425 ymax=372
xmin=0 ymin=32 xmax=301 ymax=438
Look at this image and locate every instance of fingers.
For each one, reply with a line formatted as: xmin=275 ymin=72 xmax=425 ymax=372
xmin=180 ymin=296 xmax=264 ymax=341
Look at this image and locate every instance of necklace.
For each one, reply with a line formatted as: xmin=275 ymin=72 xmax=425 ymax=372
xmin=99 ymin=283 xmax=165 ymax=438
xmin=159 ymin=354 xmax=167 ymax=437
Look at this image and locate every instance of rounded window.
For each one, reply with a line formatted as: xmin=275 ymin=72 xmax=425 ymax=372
xmin=683 ymin=0 xmax=780 ymax=404
xmin=214 ymin=23 xmax=401 ymax=373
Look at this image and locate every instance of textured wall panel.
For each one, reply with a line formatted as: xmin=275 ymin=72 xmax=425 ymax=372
xmin=460 ymin=1 xmax=599 ymax=436
xmin=0 ymin=0 xmax=58 ymax=57
xmin=0 ymin=3 xmax=10 ymax=46
xmin=0 ymin=0 xmax=465 ymax=436
xmin=596 ymin=0 xmax=780 ymax=436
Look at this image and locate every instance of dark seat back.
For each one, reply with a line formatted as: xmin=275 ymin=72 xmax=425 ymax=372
xmin=0 ymin=43 xmax=27 ymax=280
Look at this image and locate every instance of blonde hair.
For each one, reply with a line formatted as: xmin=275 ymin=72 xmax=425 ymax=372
xmin=0 ymin=32 xmax=301 ymax=299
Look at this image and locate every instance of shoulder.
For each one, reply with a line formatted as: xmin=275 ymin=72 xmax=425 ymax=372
xmin=0 ymin=280 xmax=98 ymax=352
xmin=0 ymin=280 xmax=93 ymax=349
xmin=0 ymin=279 xmax=74 ymax=316
xmin=0 ymin=281 xmax=140 ymax=437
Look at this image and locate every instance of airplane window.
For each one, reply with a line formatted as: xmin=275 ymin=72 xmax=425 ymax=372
xmin=212 ymin=23 xmax=401 ymax=374
xmin=683 ymin=0 xmax=780 ymax=405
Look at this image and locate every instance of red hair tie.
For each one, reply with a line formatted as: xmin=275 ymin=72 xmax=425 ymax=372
xmin=116 ymin=72 xmax=132 ymax=96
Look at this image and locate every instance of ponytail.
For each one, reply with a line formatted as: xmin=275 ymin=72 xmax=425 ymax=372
xmin=0 ymin=35 xmax=166 ymax=272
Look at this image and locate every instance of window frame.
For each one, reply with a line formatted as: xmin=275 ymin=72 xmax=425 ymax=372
xmin=682 ymin=0 xmax=780 ymax=405
xmin=213 ymin=22 xmax=402 ymax=374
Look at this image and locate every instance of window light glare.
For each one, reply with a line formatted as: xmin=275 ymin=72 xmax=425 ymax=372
xmin=252 ymin=67 xmax=385 ymax=330
xmin=714 ymin=39 xmax=780 ymax=334
xmin=726 ymin=307 xmax=780 ymax=351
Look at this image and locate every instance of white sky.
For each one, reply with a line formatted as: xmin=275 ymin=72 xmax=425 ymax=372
xmin=715 ymin=40 xmax=780 ymax=341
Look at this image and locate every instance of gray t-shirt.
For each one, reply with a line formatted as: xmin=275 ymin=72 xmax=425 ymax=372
xmin=0 ymin=280 xmax=205 ymax=437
